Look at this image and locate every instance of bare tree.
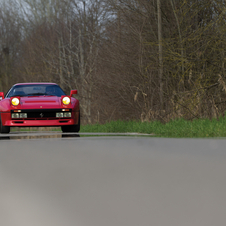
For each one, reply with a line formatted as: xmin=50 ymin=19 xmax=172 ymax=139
xmin=16 ymin=0 xmax=107 ymax=123
xmin=157 ymin=0 xmax=163 ymax=110
xmin=1 ymin=0 xmax=226 ymax=124
xmin=0 ymin=0 xmax=22 ymax=91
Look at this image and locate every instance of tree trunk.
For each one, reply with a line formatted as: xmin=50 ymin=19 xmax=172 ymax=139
xmin=157 ymin=0 xmax=163 ymax=110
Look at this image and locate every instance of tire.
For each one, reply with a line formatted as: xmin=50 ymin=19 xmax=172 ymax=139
xmin=61 ymin=112 xmax=80 ymax=133
xmin=0 ymin=114 xmax=10 ymax=134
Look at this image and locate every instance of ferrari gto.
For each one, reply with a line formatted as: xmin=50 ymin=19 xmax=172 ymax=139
xmin=0 ymin=83 xmax=80 ymax=133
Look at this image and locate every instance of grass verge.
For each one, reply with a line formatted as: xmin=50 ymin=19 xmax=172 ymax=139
xmin=81 ymin=117 xmax=226 ymax=138
xmin=11 ymin=117 xmax=226 ymax=138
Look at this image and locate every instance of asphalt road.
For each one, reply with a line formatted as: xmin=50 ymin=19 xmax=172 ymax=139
xmin=1 ymin=133 xmax=226 ymax=226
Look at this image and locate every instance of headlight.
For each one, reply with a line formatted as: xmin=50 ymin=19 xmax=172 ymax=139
xmin=11 ymin=97 xmax=20 ymax=106
xmin=62 ymin=97 xmax=70 ymax=105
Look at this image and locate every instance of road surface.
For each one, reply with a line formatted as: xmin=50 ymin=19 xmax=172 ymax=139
xmin=0 ymin=133 xmax=226 ymax=226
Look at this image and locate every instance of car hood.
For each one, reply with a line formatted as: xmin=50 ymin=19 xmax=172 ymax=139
xmin=19 ymin=96 xmax=61 ymax=109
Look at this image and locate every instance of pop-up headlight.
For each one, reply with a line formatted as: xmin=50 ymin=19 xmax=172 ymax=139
xmin=11 ymin=97 xmax=20 ymax=106
xmin=62 ymin=97 xmax=70 ymax=105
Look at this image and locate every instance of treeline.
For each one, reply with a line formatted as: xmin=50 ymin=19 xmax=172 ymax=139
xmin=0 ymin=0 xmax=226 ymax=123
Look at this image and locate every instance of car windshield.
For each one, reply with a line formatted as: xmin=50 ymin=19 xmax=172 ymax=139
xmin=6 ymin=84 xmax=66 ymax=98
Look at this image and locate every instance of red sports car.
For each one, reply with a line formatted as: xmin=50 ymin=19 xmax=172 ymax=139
xmin=0 ymin=83 xmax=80 ymax=133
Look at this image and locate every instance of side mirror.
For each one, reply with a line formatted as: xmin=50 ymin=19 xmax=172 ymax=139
xmin=70 ymin=90 xmax=77 ymax=97
xmin=0 ymin=92 xmax=4 ymax=100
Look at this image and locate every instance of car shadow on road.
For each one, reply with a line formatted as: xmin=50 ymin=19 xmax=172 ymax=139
xmin=0 ymin=133 xmax=80 ymax=140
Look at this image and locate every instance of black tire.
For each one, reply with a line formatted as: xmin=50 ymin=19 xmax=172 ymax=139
xmin=61 ymin=112 xmax=80 ymax=133
xmin=0 ymin=114 xmax=10 ymax=134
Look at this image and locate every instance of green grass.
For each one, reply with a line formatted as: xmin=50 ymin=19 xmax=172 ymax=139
xmin=80 ymin=117 xmax=226 ymax=138
xmin=11 ymin=117 xmax=226 ymax=138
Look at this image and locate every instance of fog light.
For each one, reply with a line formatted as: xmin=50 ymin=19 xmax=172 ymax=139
xmin=63 ymin=112 xmax=71 ymax=117
xmin=56 ymin=112 xmax=64 ymax=118
xmin=12 ymin=113 xmax=20 ymax=118
xmin=20 ymin=113 xmax=27 ymax=118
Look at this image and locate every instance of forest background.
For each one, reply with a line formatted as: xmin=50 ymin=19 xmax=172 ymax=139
xmin=0 ymin=0 xmax=226 ymax=125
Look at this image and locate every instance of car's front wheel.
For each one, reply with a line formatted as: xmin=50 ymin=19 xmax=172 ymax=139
xmin=61 ymin=113 xmax=80 ymax=133
xmin=0 ymin=114 xmax=10 ymax=134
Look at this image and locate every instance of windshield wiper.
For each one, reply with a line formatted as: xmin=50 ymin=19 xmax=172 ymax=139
xmin=27 ymin=93 xmax=57 ymax=96
xmin=27 ymin=93 xmax=47 ymax=96
xmin=11 ymin=95 xmax=25 ymax=97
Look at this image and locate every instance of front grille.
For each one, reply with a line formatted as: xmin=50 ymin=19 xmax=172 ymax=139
xmin=11 ymin=109 xmax=72 ymax=119
xmin=27 ymin=112 xmax=56 ymax=118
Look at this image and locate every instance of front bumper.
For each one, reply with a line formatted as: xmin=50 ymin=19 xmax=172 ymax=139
xmin=1 ymin=109 xmax=79 ymax=127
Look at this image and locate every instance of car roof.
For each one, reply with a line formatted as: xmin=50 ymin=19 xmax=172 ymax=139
xmin=14 ymin=83 xmax=57 ymax=85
